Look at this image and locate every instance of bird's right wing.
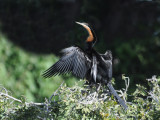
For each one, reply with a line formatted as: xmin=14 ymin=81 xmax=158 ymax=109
xmin=42 ymin=46 xmax=91 ymax=79
xmin=101 ymin=51 xmax=128 ymax=110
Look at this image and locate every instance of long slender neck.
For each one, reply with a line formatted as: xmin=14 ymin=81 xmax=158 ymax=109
xmin=86 ymin=42 xmax=93 ymax=51
xmin=75 ymin=22 xmax=97 ymax=53
xmin=84 ymin=44 xmax=92 ymax=57
xmin=85 ymin=29 xmax=96 ymax=51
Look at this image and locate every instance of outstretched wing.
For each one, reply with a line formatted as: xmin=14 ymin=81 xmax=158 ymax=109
xmin=42 ymin=46 xmax=91 ymax=79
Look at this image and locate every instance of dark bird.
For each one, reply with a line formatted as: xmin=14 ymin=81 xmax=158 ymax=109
xmin=42 ymin=22 xmax=128 ymax=110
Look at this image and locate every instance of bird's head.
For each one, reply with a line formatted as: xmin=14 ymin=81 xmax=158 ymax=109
xmin=76 ymin=22 xmax=97 ymax=48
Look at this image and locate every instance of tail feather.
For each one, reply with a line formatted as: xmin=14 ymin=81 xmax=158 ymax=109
xmin=107 ymin=82 xmax=128 ymax=110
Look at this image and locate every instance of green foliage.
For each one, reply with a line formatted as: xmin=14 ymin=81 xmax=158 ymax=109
xmin=1 ymin=76 xmax=160 ymax=119
xmin=131 ymin=76 xmax=160 ymax=119
xmin=0 ymin=32 xmax=77 ymax=102
xmin=53 ymin=83 xmax=125 ymax=120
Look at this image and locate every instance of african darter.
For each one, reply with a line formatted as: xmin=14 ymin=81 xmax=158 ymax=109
xmin=42 ymin=22 xmax=128 ymax=110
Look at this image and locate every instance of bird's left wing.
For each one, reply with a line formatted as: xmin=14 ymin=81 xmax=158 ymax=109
xmin=42 ymin=46 xmax=91 ymax=79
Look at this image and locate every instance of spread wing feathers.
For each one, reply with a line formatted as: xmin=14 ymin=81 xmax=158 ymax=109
xmin=42 ymin=46 xmax=91 ymax=79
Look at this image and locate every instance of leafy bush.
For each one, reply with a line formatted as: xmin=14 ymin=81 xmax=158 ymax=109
xmin=1 ymin=76 xmax=160 ymax=119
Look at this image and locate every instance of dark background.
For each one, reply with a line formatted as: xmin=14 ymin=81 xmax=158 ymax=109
xmin=0 ymin=0 xmax=160 ymax=95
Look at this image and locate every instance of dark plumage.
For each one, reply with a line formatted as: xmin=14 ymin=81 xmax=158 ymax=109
xmin=42 ymin=22 xmax=128 ymax=110
xmin=42 ymin=46 xmax=91 ymax=79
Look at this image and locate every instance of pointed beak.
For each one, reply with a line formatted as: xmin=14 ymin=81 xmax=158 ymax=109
xmin=75 ymin=21 xmax=88 ymax=28
xmin=75 ymin=21 xmax=82 ymax=25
